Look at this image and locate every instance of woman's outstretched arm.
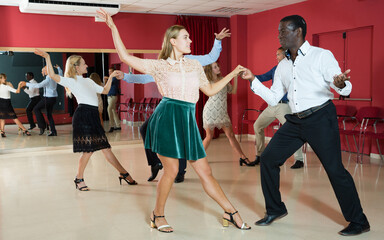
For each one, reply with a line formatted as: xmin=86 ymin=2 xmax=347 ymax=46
xmin=34 ymin=49 xmax=61 ymax=83
xmin=97 ymin=9 xmax=147 ymax=73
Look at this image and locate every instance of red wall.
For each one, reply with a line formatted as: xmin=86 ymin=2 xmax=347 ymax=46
xmin=235 ymin=0 xmax=384 ymax=154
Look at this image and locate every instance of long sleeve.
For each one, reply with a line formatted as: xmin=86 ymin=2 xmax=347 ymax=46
xmin=26 ymin=78 xmax=49 ymax=89
xmin=185 ymin=39 xmax=222 ymax=67
xmin=122 ymin=73 xmax=155 ymax=84
xmin=57 ymin=67 xmax=63 ymax=77
xmin=255 ymin=66 xmax=277 ymax=82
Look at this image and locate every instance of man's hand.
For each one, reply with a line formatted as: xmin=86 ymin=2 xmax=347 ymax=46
xmin=333 ymin=69 xmax=351 ymax=88
xmin=214 ymin=28 xmax=231 ymax=40
xmin=54 ymin=64 xmax=60 ymax=69
xmin=19 ymin=81 xmax=26 ymax=88
xmin=241 ymin=69 xmax=255 ymax=81
xmin=114 ymin=70 xmax=124 ymax=80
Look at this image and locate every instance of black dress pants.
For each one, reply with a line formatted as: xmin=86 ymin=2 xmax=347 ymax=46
xmin=260 ymin=102 xmax=367 ymax=225
xmin=33 ymin=97 xmax=57 ymax=134
xmin=26 ymin=96 xmax=40 ymax=128
xmin=140 ymin=117 xmax=186 ymax=175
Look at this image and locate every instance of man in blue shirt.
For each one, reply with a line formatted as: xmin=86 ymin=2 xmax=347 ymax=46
xmin=253 ymin=47 xmax=304 ymax=168
xmin=118 ymin=28 xmax=230 ymax=183
xmin=23 ymin=65 xmax=62 ymax=136
xmin=106 ymin=67 xmax=121 ymax=133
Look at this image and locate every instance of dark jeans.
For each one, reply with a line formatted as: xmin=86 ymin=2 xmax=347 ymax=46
xmin=26 ymin=96 xmax=40 ymax=128
xmin=140 ymin=117 xmax=186 ymax=175
xmin=34 ymin=97 xmax=57 ymax=134
xmin=260 ymin=102 xmax=367 ymax=225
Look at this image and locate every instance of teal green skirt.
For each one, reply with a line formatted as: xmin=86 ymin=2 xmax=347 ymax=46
xmin=144 ymin=97 xmax=206 ymax=161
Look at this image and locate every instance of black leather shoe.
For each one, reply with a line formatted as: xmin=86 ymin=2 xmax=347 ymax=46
xmin=290 ymin=160 xmax=304 ymax=169
xmin=39 ymin=128 xmax=45 ymax=135
xmin=148 ymin=163 xmax=163 ymax=182
xmin=48 ymin=132 xmax=57 ymax=136
xmin=114 ymin=127 xmax=121 ymax=131
xmin=254 ymin=156 xmax=260 ymax=165
xmin=28 ymin=126 xmax=36 ymax=130
xmin=338 ymin=222 xmax=370 ymax=236
xmin=108 ymin=127 xmax=114 ymax=133
xmin=174 ymin=173 xmax=185 ymax=183
xmin=255 ymin=212 xmax=288 ymax=226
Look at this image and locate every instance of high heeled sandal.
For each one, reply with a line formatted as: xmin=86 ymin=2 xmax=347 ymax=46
xmin=119 ymin=172 xmax=138 ymax=185
xmin=150 ymin=211 xmax=173 ymax=233
xmin=74 ymin=178 xmax=89 ymax=191
xmin=0 ymin=130 xmax=6 ymax=138
xmin=22 ymin=130 xmax=31 ymax=136
xmin=239 ymin=157 xmax=256 ymax=167
xmin=222 ymin=211 xmax=251 ymax=230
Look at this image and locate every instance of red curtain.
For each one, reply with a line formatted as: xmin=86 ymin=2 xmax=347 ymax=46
xmin=176 ymin=15 xmax=219 ymax=139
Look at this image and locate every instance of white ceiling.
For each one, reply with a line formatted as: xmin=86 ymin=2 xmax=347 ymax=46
xmin=0 ymin=0 xmax=307 ymax=17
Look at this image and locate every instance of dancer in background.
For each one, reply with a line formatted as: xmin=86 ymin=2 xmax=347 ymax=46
xmin=202 ymin=62 xmax=253 ymax=166
xmin=0 ymin=73 xmax=31 ymax=137
xmin=34 ymin=50 xmax=137 ymax=191
xmin=90 ymin=73 xmax=104 ymax=126
xmin=23 ymin=72 xmax=40 ymax=130
xmin=98 ymin=9 xmax=250 ymax=233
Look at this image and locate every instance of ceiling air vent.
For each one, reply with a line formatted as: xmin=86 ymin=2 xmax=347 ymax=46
xmin=211 ymin=7 xmax=248 ymax=14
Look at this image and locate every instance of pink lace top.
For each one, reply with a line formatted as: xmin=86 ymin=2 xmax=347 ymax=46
xmin=142 ymin=57 xmax=210 ymax=103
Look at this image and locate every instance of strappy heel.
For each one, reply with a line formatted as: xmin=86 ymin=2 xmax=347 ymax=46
xmin=22 ymin=130 xmax=31 ymax=136
xmin=239 ymin=157 xmax=256 ymax=166
xmin=119 ymin=172 xmax=138 ymax=185
xmin=0 ymin=130 xmax=6 ymax=138
xmin=222 ymin=211 xmax=251 ymax=230
xmin=74 ymin=178 xmax=89 ymax=191
xmin=150 ymin=211 xmax=173 ymax=233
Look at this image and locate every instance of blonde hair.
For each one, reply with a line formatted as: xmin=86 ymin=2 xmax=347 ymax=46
xmin=204 ymin=62 xmax=222 ymax=82
xmin=64 ymin=55 xmax=82 ymax=79
xmin=158 ymin=25 xmax=186 ymax=60
xmin=89 ymin=72 xmax=102 ymax=86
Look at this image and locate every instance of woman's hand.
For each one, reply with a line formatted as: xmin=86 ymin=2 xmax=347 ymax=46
xmin=96 ymin=8 xmax=115 ymax=29
xmin=232 ymin=65 xmax=245 ymax=76
xmin=34 ymin=49 xmax=49 ymax=58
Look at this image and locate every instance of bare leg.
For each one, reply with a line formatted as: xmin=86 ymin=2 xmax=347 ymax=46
xmin=13 ymin=118 xmax=27 ymax=131
xmin=75 ymin=152 xmax=93 ymax=190
xmin=222 ymin=125 xmax=247 ymax=159
xmin=101 ymin=148 xmax=135 ymax=182
xmin=202 ymin=128 xmax=214 ymax=150
xmin=152 ymin=155 xmax=179 ymax=232
xmin=190 ymin=157 xmax=250 ymax=229
xmin=0 ymin=119 xmax=5 ymax=131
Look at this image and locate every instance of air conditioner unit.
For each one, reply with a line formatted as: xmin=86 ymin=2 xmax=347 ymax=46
xmin=19 ymin=0 xmax=120 ymax=18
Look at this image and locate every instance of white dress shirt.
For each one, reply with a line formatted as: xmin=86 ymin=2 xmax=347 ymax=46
xmin=251 ymin=41 xmax=352 ymax=113
xmin=23 ymin=79 xmax=40 ymax=98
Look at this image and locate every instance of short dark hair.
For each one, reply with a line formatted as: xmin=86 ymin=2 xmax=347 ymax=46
xmin=277 ymin=47 xmax=284 ymax=51
xmin=280 ymin=15 xmax=307 ymax=40
xmin=27 ymin=72 xmax=34 ymax=78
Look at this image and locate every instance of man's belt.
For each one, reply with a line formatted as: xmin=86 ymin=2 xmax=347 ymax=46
xmin=293 ymin=100 xmax=331 ymax=119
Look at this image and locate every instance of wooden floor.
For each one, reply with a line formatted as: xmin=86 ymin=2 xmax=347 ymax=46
xmin=0 ymin=123 xmax=383 ymax=240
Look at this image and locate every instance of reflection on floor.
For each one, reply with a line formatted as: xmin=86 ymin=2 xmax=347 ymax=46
xmin=0 ymin=125 xmax=383 ymax=240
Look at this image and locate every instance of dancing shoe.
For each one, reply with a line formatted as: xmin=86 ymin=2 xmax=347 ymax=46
xmin=23 ymin=130 xmax=31 ymax=136
xmin=28 ymin=126 xmax=36 ymax=130
xmin=48 ymin=132 xmax=57 ymax=136
xmin=108 ymin=127 xmax=114 ymax=133
xmin=239 ymin=157 xmax=256 ymax=166
xmin=222 ymin=211 xmax=251 ymax=230
xmin=148 ymin=163 xmax=163 ymax=181
xmin=119 ymin=172 xmax=138 ymax=185
xmin=0 ymin=130 xmax=6 ymax=138
xmin=114 ymin=127 xmax=121 ymax=131
xmin=290 ymin=160 xmax=304 ymax=169
xmin=74 ymin=178 xmax=89 ymax=191
xmin=150 ymin=211 xmax=173 ymax=233
xmin=255 ymin=211 xmax=288 ymax=226
xmin=39 ymin=128 xmax=45 ymax=135
xmin=254 ymin=156 xmax=261 ymax=165
xmin=338 ymin=222 xmax=370 ymax=236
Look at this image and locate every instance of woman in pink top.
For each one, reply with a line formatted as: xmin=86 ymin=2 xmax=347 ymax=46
xmin=98 ymin=9 xmax=250 ymax=232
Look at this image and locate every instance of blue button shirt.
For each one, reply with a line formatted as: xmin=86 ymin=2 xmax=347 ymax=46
xmin=26 ymin=67 xmax=63 ymax=97
xmin=255 ymin=65 xmax=288 ymax=102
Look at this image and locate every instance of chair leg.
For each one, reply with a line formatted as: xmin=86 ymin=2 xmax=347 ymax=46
xmin=376 ymin=139 xmax=384 ymax=162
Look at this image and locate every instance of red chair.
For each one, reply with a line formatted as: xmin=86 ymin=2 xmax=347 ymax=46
xmin=145 ymin=98 xmax=159 ymax=120
xmin=355 ymin=107 xmax=382 ymax=163
xmin=335 ymin=105 xmax=358 ymax=153
xmin=118 ymin=98 xmax=133 ymax=122
xmin=367 ymin=119 xmax=384 ymax=162
xmin=240 ymin=102 xmax=267 ymax=142
xmin=127 ymin=98 xmax=146 ymax=128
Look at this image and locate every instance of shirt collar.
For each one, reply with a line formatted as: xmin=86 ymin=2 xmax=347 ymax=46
xmin=285 ymin=40 xmax=311 ymax=60
xmin=166 ymin=57 xmax=187 ymax=66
